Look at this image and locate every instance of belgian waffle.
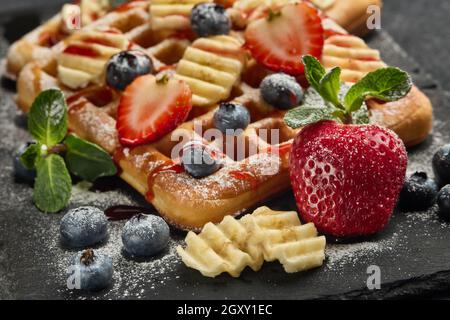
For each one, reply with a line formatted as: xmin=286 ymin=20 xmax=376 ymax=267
xmin=6 ymin=0 xmax=381 ymax=78
xmin=11 ymin=1 xmax=432 ymax=230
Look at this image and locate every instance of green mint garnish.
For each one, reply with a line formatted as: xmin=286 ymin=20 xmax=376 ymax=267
xmin=34 ymin=154 xmax=72 ymax=213
xmin=284 ymin=55 xmax=413 ymax=128
xmin=28 ymin=89 xmax=68 ymax=148
xmin=343 ymin=67 xmax=412 ymax=112
xmin=20 ymin=89 xmax=117 ymax=213
xmin=20 ymin=143 xmax=41 ymax=170
xmin=65 ymin=134 xmax=117 ymax=182
xmin=284 ymin=106 xmax=336 ymax=128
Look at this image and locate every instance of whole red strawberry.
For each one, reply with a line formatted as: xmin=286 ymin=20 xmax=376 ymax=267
xmin=285 ymin=55 xmax=412 ymax=237
xmin=290 ymin=121 xmax=407 ymax=237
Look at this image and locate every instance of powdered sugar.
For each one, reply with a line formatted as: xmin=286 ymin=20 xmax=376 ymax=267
xmin=70 ymin=181 xmax=135 ymax=208
xmin=325 ymin=234 xmax=398 ymax=271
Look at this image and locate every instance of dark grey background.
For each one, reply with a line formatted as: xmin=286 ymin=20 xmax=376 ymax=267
xmin=0 ymin=0 xmax=450 ymax=300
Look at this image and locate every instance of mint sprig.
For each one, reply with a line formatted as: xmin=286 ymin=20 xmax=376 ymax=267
xmin=28 ymin=89 xmax=68 ymax=148
xmin=285 ymin=55 xmax=413 ymax=128
xmin=34 ymin=154 xmax=72 ymax=213
xmin=65 ymin=134 xmax=117 ymax=182
xmin=20 ymin=89 xmax=117 ymax=213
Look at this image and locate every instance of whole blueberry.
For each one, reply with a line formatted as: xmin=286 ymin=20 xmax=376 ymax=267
xmin=399 ymin=172 xmax=439 ymax=211
xmin=60 ymin=207 xmax=108 ymax=248
xmin=260 ymin=73 xmax=303 ymax=109
xmin=122 ymin=214 xmax=170 ymax=257
xmin=191 ymin=3 xmax=230 ymax=37
xmin=68 ymin=249 xmax=113 ymax=292
xmin=213 ymin=102 xmax=250 ymax=135
xmin=437 ymin=185 xmax=450 ymax=221
xmin=181 ymin=143 xmax=222 ymax=179
xmin=432 ymin=144 xmax=450 ymax=187
xmin=106 ymin=50 xmax=153 ymax=91
xmin=13 ymin=142 xmax=37 ymax=183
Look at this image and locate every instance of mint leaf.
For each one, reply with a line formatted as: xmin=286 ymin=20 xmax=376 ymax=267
xmin=284 ymin=106 xmax=337 ymax=128
xmin=20 ymin=143 xmax=41 ymax=170
xmin=302 ymin=55 xmax=326 ymax=92
xmin=318 ymin=67 xmax=341 ymax=107
xmin=344 ymin=67 xmax=412 ymax=112
xmin=64 ymin=134 xmax=117 ymax=182
xmin=28 ymin=89 xmax=68 ymax=148
xmin=352 ymin=103 xmax=370 ymax=124
xmin=33 ymin=154 xmax=72 ymax=213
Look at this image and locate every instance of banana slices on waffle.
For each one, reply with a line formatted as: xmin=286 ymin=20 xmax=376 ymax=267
xmin=174 ymin=35 xmax=246 ymax=107
xmin=57 ymin=30 xmax=130 ymax=89
xmin=151 ymin=0 xmax=212 ymax=31
xmin=177 ymin=207 xmax=326 ymax=277
xmin=322 ymin=34 xmax=386 ymax=83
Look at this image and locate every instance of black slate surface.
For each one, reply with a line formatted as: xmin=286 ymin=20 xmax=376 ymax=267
xmin=1 ymin=2 xmax=450 ymax=300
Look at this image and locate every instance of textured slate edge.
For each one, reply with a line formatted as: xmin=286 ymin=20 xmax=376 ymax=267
xmin=317 ymin=270 xmax=450 ymax=300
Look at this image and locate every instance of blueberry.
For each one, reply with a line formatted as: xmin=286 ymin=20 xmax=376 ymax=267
xmin=260 ymin=73 xmax=303 ymax=109
xmin=13 ymin=142 xmax=37 ymax=183
xmin=68 ymin=249 xmax=113 ymax=292
xmin=106 ymin=50 xmax=153 ymax=91
xmin=213 ymin=102 xmax=250 ymax=135
xmin=399 ymin=172 xmax=439 ymax=211
xmin=437 ymin=185 xmax=450 ymax=221
xmin=181 ymin=143 xmax=222 ymax=179
xmin=432 ymin=144 xmax=450 ymax=187
xmin=191 ymin=3 xmax=230 ymax=37
xmin=122 ymin=214 xmax=170 ymax=257
xmin=60 ymin=207 xmax=108 ymax=248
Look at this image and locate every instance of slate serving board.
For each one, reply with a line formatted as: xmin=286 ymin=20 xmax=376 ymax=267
xmin=1 ymin=5 xmax=450 ymax=300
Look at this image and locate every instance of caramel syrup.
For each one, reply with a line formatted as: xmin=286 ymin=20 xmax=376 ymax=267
xmin=63 ymin=45 xmax=100 ymax=58
xmin=104 ymin=205 xmax=155 ymax=221
xmin=229 ymin=170 xmax=259 ymax=189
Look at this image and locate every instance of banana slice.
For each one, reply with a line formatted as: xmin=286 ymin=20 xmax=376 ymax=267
xmin=57 ymin=30 xmax=129 ymax=89
xmin=322 ymin=35 xmax=386 ymax=83
xmin=175 ymin=35 xmax=245 ymax=107
xmin=177 ymin=206 xmax=326 ymax=277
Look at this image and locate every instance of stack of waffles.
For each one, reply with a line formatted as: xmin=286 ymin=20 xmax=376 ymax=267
xmin=7 ymin=0 xmax=432 ymax=231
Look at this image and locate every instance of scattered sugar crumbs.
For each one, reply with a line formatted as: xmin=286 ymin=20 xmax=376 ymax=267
xmin=47 ymin=182 xmax=184 ymax=299
xmin=49 ymin=177 xmax=450 ymax=298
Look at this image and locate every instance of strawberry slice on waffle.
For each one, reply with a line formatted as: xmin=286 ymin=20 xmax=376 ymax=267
xmin=244 ymin=2 xmax=324 ymax=76
xmin=117 ymin=75 xmax=192 ymax=146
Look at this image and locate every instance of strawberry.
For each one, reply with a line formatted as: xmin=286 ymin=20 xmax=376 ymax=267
xmin=117 ymin=75 xmax=192 ymax=146
xmin=244 ymin=2 xmax=324 ymax=76
xmin=290 ymin=121 xmax=407 ymax=237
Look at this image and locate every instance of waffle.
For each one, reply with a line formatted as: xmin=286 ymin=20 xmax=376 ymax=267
xmin=11 ymin=1 xmax=432 ymax=230
xmin=227 ymin=0 xmax=382 ymax=35
xmin=177 ymin=206 xmax=326 ymax=277
xmin=6 ymin=0 xmax=381 ymax=78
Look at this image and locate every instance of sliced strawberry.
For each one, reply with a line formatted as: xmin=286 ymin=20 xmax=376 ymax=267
xmin=244 ymin=2 xmax=324 ymax=76
xmin=117 ymin=75 xmax=192 ymax=146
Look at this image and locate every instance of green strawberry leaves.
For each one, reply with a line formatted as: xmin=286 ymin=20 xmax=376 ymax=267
xmin=284 ymin=55 xmax=412 ymax=129
xmin=20 ymin=89 xmax=117 ymax=213
xmin=65 ymin=134 xmax=117 ymax=182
